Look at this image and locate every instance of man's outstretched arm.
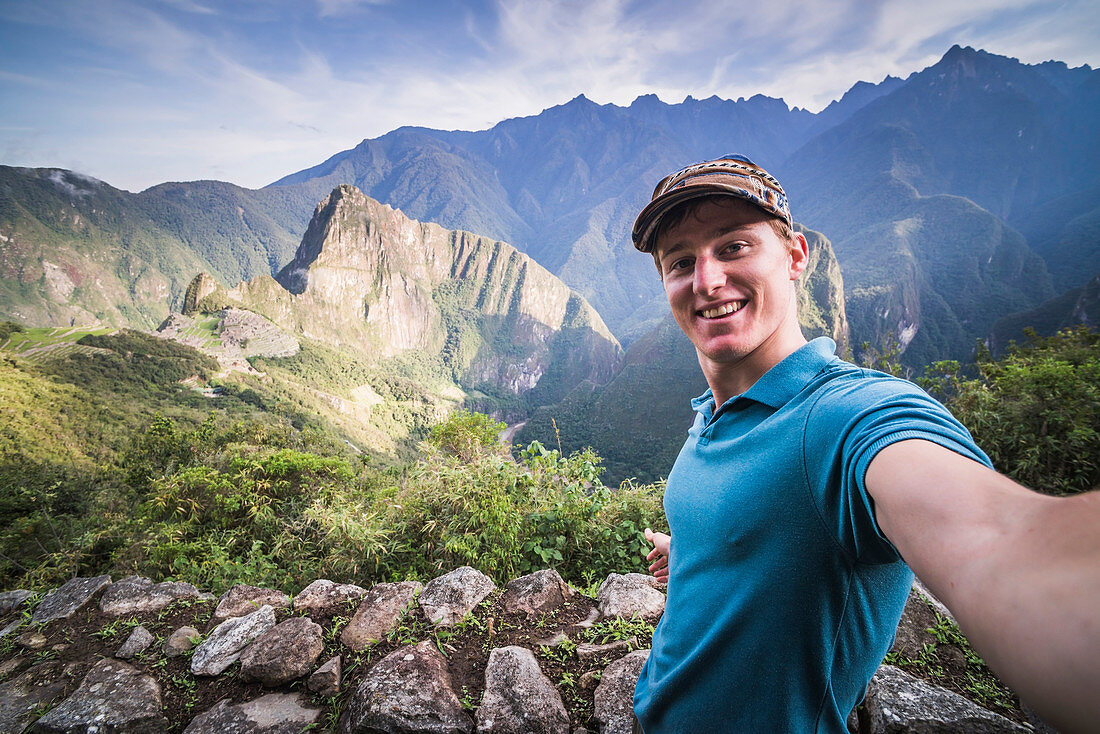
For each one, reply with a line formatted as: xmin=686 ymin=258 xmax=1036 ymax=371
xmin=866 ymin=438 xmax=1100 ymax=733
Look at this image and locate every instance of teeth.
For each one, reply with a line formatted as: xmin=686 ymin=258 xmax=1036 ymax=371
xmin=701 ymin=302 xmax=744 ymax=319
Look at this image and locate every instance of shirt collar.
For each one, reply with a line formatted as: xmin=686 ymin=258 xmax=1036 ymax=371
xmin=691 ymin=337 xmax=837 ymax=414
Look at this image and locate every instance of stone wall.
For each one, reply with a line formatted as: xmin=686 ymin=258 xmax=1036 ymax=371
xmin=0 ymin=570 xmax=1033 ymax=733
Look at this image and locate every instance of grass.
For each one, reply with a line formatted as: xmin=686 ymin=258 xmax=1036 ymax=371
xmin=0 ymin=326 xmax=115 ymax=361
xmin=883 ymin=610 xmax=1017 ymax=715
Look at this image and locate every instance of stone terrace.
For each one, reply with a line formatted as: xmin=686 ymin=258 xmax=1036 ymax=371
xmin=0 ymin=569 xmax=1033 ymax=733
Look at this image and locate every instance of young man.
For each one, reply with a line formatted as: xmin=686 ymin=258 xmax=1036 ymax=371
xmin=630 ymin=155 xmax=1099 ymax=733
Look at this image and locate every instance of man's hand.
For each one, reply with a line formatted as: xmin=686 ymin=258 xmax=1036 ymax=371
xmin=644 ymin=527 xmax=671 ymax=582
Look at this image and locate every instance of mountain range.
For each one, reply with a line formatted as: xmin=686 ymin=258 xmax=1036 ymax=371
xmin=1 ymin=44 xmax=1097 ymax=478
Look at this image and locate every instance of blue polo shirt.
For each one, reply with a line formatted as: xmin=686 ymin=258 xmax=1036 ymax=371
xmin=633 ymin=338 xmax=990 ymax=733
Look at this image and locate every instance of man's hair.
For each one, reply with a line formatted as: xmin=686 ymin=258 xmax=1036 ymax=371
xmin=650 ymin=196 xmax=795 ymax=276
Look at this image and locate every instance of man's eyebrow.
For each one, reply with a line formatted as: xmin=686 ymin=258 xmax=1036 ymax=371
xmin=659 ymin=241 xmax=688 ymax=259
xmin=659 ymin=224 xmax=750 ymax=258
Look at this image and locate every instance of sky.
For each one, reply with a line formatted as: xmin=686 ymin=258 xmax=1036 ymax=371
xmin=1 ymin=0 xmax=1098 ymax=192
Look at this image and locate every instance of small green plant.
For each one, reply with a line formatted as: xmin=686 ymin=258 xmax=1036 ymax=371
xmin=454 ymin=611 xmax=486 ymax=635
xmin=322 ymin=695 xmax=344 ymax=731
xmin=327 ymin=616 xmax=350 ymax=644
xmin=169 ymin=673 xmax=199 ymax=711
xmin=459 ymin=686 xmax=477 ymax=712
xmin=537 ymin=636 xmax=577 ymax=665
xmin=388 ymin=615 xmax=430 ymax=646
xmin=92 ymin=616 xmax=141 ymax=640
xmin=583 ymin=615 xmax=654 ymax=645
xmin=33 ymin=648 xmax=59 ymax=664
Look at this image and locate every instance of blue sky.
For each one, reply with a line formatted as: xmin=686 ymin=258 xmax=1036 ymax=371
xmin=2 ymin=0 xmax=1097 ymax=192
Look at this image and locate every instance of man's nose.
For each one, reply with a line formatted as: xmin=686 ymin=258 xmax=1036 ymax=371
xmin=694 ymin=256 xmax=725 ymax=294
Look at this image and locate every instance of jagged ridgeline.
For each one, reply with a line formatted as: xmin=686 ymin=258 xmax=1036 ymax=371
xmin=179 ymin=184 xmax=621 ymax=418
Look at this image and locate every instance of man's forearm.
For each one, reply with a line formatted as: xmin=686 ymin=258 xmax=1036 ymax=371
xmin=868 ymin=440 xmax=1100 ymax=732
xmin=929 ymin=490 xmax=1100 ymax=733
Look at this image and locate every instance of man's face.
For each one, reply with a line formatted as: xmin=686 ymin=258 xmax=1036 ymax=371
xmin=655 ymin=197 xmax=807 ymax=377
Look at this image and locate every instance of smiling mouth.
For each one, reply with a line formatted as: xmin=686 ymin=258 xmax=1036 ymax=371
xmin=700 ymin=301 xmax=746 ymax=319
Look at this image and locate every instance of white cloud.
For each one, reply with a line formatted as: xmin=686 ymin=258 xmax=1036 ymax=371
xmin=3 ymin=0 xmax=1097 ymax=190
xmin=315 ymin=0 xmax=389 ymax=18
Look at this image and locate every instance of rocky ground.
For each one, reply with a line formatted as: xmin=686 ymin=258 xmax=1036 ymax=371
xmin=0 ymin=569 xmax=1047 ymax=733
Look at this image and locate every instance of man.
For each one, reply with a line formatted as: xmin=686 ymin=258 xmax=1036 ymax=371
xmin=629 ymin=154 xmax=1099 ymax=733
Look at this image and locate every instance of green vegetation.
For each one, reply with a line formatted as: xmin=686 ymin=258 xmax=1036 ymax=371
xmin=0 ymin=320 xmax=24 ymax=342
xmin=0 ymin=325 xmax=114 ymax=361
xmin=1 ymin=324 xmax=666 ymax=594
xmin=885 ymin=607 xmax=1015 ymax=715
xmin=921 ymin=326 xmax=1100 ymax=496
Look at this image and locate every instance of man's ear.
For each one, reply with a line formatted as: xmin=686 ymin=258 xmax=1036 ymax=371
xmin=788 ymin=232 xmax=809 ymax=280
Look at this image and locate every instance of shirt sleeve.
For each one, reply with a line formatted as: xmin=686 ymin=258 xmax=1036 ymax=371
xmin=803 ymin=372 xmax=992 ymax=565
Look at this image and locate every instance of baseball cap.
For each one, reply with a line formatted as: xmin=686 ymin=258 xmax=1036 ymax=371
xmin=631 ymin=154 xmax=792 ymax=253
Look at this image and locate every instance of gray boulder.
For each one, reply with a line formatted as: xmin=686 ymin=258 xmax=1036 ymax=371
xmin=339 ymin=640 xmax=473 ymax=734
xmin=165 ymin=625 xmax=202 ymax=657
xmin=593 ymin=649 xmax=649 ymax=734
xmin=341 ymin=580 xmax=422 ymax=651
xmin=576 ymin=639 xmax=636 ymax=663
xmin=578 ymin=671 xmax=601 ymax=695
xmin=239 ymin=616 xmax=324 ymax=686
xmin=501 ymin=569 xmax=576 ymax=619
xmin=0 ymin=617 xmax=23 ymax=640
xmin=30 ymin=575 xmax=112 ymax=625
xmin=0 ymin=590 xmax=34 ymax=614
xmin=595 ymin=574 xmax=664 ymax=623
xmin=0 ymin=662 xmax=71 ymax=734
xmin=292 ymin=579 xmax=367 ymax=616
xmin=191 ymin=604 xmax=276 ymax=676
xmin=183 ymin=692 xmax=322 ymax=733
xmin=865 ymin=665 xmax=1028 ymax=733
xmin=213 ymin=584 xmax=291 ymax=622
xmin=477 ymin=645 xmax=569 ymax=733
xmin=28 ymin=659 xmax=166 ymax=733
xmin=115 ymin=625 xmax=155 ymax=659
xmin=99 ymin=575 xmax=209 ymax=615
xmin=308 ymin=655 xmax=342 ymax=697
xmin=420 ymin=567 xmax=496 ymax=627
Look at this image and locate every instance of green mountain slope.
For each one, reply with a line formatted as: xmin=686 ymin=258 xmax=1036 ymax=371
xmin=0 ymin=167 xmax=300 ymax=329
xmin=989 ymin=272 xmax=1100 ymax=352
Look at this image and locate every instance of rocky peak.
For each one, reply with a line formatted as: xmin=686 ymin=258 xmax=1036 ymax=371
xmin=186 ymin=186 xmax=620 ymax=402
xmin=182 ymin=272 xmax=221 ymax=315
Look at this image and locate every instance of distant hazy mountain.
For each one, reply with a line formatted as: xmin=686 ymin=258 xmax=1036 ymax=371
xmin=989 ymin=271 xmax=1100 ymax=353
xmin=264 ymin=46 xmax=1096 ymax=363
xmin=782 ymin=44 xmax=1100 ymax=365
xmin=266 ymin=93 xmax=820 ymax=340
xmin=183 ymin=185 xmax=620 ymax=414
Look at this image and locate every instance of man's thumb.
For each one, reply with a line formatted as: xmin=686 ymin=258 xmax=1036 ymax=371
xmin=644 ymin=527 xmax=653 ymax=541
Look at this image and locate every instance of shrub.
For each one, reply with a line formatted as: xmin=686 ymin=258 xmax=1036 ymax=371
xmin=426 ymin=409 xmax=506 ymax=461
xmin=921 ymin=327 xmax=1100 ymax=495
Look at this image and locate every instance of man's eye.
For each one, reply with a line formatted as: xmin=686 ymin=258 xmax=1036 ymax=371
xmin=669 ymin=258 xmax=692 ymax=271
xmin=722 ymin=243 xmax=744 ymax=255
